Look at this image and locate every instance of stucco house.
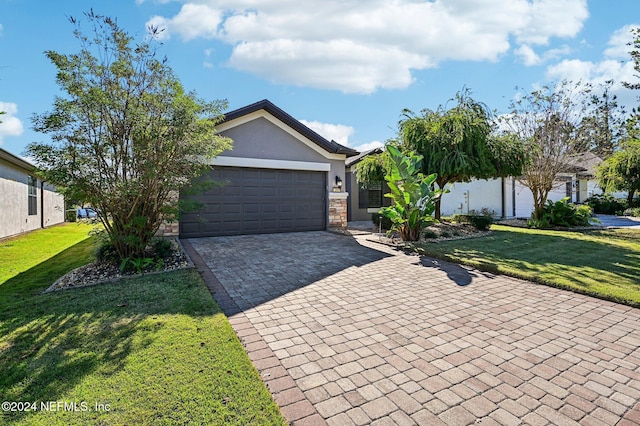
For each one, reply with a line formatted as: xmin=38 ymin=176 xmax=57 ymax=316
xmin=178 ymin=99 xmax=358 ymax=238
xmin=346 ymin=149 xmax=606 ymax=221
xmin=0 ymin=147 xmax=65 ymax=239
xmin=345 ymin=148 xmax=391 ymax=222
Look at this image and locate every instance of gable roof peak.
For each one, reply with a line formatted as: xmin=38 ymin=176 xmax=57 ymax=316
xmin=222 ymin=99 xmax=358 ymax=157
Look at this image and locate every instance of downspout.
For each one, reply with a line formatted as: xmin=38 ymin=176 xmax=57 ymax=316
xmin=512 ymin=177 xmax=516 ymax=217
xmin=40 ymin=180 xmax=45 ymax=229
xmin=501 ymin=177 xmax=506 ymax=219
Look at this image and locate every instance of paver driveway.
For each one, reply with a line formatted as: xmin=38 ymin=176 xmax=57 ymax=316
xmin=184 ymin=231 xmax=640 ymax=426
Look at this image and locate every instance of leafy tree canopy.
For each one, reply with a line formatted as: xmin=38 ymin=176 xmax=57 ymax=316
xmin=399 ymin=88 xmax=527 ymax=218
xmin=28 ymin=11 xmax=232 ymax=259
xmin=597 ymin=139 xmax=640 ymax=206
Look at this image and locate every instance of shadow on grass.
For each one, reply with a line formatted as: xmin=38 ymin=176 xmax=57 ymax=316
xmin=0 ymin=239 xmax=214 ymax=423
xmin=413 ymin=254 xmax=498 ymax=287
xmin=414 ymin=228 xmax=640 ymax=305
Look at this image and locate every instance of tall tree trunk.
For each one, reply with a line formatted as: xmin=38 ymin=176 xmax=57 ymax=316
xmin=435 ymin=177 xmax=449 ymax=220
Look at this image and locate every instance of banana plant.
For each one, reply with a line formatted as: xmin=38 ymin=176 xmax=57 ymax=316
xmin=379 ymin=145 xmax=446 ymax=241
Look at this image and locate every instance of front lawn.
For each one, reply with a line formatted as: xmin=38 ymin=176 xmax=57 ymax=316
xmin=0 ymin=224 xmax=285 ymax=425
xmin=415 ymin=225 xmax=640 ymax=306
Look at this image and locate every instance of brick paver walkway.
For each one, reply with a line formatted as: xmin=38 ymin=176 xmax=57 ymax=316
xmin=184 ymin=231 xmax=640 ymax=425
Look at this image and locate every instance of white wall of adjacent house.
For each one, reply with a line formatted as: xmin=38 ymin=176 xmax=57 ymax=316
xmin=514 ymin=179 xmax=574 ymax=219
xmin=440 ymin=178 xmax=515 ymax=218
xmin=0 ymin=160 xmax=65 ymax=239
xmin=586 ymin=180 xmax=628 ymax=200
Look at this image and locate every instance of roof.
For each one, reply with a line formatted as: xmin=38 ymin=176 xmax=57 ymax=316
xmin=565 ymin=152 xmax=603 ymax=178
xmin=345 ymin=147 xmax=384 ymax=167
xmin=0 ymin=147 xmax=35 ymax=172
xmin=222 ymin=99 xmax=359 ymax=157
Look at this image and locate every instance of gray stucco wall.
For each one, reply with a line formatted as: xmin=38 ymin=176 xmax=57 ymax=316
xmin=219 ymin=117 xmax=346 ymax=191
xmin=347 ymin=171 xmax=375 ymax=222
xmin=0 ymin=160 xmax=65 ymax=239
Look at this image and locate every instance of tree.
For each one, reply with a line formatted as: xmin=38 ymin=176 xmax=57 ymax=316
xmin=27 ymin=11 xmax=232 ymax=260
xmin=379 ymin=145 xmax=443 ymax=241
xmin=575 ymin=80 xmax=626 ymax=158
xmin=499 ymin=81 xmax=588 ymax=221
xmin=353 ymin=148 xmax=388 ymax=186
xmin=623 ymin=27 xmax=640 ymax=92
xmin=597 ymin=140 xmax=640 ymax=206
xmin=594 ymin=27 xmax=640 ymax=207
xmin=400 ymin=89 xmax=526 ymax=219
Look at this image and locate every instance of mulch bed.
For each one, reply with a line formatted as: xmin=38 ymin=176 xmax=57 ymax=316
xmin=338 ymin=220 xmax=491 ymax=245
xmin=45 ymin=239 xmax=193 ymax=293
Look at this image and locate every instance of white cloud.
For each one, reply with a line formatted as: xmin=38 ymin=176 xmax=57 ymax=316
xmin=300 ymin=118 xmax=383 ymax=153
xmin=353 ymin=141 xmax=384 ymax=153
xmin=545 ymin=24 xmax=639 ymax=108
xmin=0 ymin=102 xmax=24 ymax=145
xmin=604 ymin=24 xmax=638 ymax=59
xmin=147 ymin=4 xmax=223 ymax=41
xmin=514 ymin=45 xmax=542 ymax=66
xmin=147 ymin=0 xmax=589 ymax=93
xmin=300 ymin=120 xmax=354 ymax=146
xmin=0 ymin=23 xmax=3 ymax=37
xmin=515 ymin=44 xmax=571 ymax=66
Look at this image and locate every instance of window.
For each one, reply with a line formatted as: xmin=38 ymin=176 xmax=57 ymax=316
xmin=28 ymin=175 xmax=37 ymax=215
xmin=359 ymin=181 xmax=383 ymax=209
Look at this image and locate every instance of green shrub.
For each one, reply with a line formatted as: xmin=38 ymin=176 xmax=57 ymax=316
xmin=65 ymin=209 xmax=77 ymax=222
xmin=452 ymin=214 xmax=493 ymax=230
xmin=95 ymin=241 xmax=120 ymax=263
xmin=371 ymin=213 xmax=393 ymax=231
xmin=379 ymin=146 xmax=445 ymax=241
xmin=423 ymin=230 xmax=438 ymax=239
xmin=585 ymin=194 xmax=627 ymax=215
xmin=151 ymin=237 xmax=174 ymax=259
xmin=469 ymin=208 xmax=496 ymax=217
xmin=624 ymin=207 xmax=640 ymax=217
xmin=529 ymin=197 xmax=592 ymax=228
xmin=526 ymin=217 xmax=550 ymax=229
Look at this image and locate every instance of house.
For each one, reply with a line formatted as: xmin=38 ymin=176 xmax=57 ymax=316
xmin=346 ymin=149 xmax=607 ymax=221
xmin=346 ymin=148 xmax=518 ymax=220
xmin=0 ymin=147 xmax=65 ymax=239
xmin=177 ymin=100 xmax=358 ymax=238
xmin=345 ymin=148 xmax=390 ymax=222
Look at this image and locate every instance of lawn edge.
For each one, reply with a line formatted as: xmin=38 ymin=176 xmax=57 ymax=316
xmin=410 ymin=243 xmax=640 ymax=310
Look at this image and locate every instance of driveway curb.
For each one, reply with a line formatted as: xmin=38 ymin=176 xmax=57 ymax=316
xmin=182 ymin=239 xmax=327 ymax=425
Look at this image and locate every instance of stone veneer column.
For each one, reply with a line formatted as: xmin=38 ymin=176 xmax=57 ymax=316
xmin=156 ymin=191 xmax=180 ymax=237
xmin=328 ymin=192 xmax=348 ymax=228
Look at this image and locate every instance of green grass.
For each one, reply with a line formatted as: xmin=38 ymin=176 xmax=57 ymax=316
xmin=415 ymin=225 xmax=640 ymax=306
xmin=0 ymin=224 xmax=285 ymax=425
xmin=0 ymin=223 xmax=94 ymax=285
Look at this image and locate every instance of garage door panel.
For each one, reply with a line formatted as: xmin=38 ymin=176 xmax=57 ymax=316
xmin=180 ymin=167 xmax=327 ymax=238
xmin=242 ymin=186 xmax=261 ymax=196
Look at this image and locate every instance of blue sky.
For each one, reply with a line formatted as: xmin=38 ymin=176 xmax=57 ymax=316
xmin=0 ymin=0 xmax=638 ymax=157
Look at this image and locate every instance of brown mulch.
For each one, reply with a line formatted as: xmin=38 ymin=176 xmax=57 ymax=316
xmin=339 ymin=220 xmax=490 ymax=244
xmin=45 ymin=239 xmax=193 ymax=293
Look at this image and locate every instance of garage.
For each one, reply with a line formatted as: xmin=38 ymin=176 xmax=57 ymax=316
xmin=175 ymin=99 xmax=357 ymax=239
xmin=180 ymin=166 xmax=327 ymax=238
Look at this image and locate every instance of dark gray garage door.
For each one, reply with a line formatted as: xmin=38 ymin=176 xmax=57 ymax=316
xmin=180 ymin=167 xmax=327 ymax=238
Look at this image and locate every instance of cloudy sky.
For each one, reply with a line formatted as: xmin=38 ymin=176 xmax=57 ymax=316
xmin=0 ymin=0 xmax=638 ymax=155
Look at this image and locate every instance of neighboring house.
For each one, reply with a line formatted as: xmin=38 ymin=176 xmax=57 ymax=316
xmin=513 ymin=152 xmax=605 ymax=218
xmin=178 ymin=99 xmax=358 ymax=238
xmin=0 ymin=147 xmax=65 ymax=239
xmin=347 ymin=149 xmax=607 ymax=221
